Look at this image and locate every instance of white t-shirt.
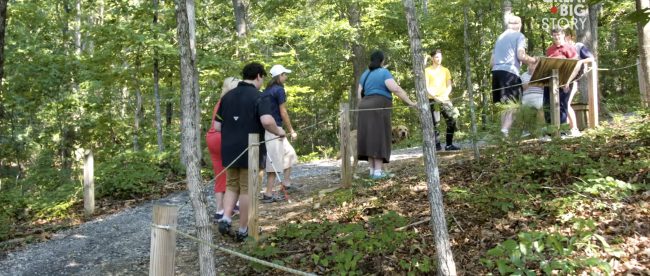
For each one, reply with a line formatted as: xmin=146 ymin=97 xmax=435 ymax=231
xmin=520 ymin=72 xmax=544 ymax=109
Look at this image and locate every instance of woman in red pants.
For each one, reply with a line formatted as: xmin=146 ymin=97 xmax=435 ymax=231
xmin=206 ymin=77 xmax=240 ymax=221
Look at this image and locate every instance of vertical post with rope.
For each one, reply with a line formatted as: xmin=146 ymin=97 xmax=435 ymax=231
xmin=339 ymin=103 xmax=352 ymax=188
xmin=550 ymin=69 xmax=560 ymax=137
xmin=149 ymin=204 xmax=179 ymax=276
xmin=587 ymin=63 xmax=599 ymax=128
xmin=638 ymin=59 xmax=649 ymax=108
xmin=247 ymin=133 xmax=260 ymax=241
xmin=83 ymin=149 xmax=95 ymax=216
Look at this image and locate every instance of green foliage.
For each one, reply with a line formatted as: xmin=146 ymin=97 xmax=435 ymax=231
xmin=481 ymin=219 xmax=612 ymax=275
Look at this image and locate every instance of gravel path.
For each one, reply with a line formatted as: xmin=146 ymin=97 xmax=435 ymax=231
xmin=0 ymin=146 xmax=437 ymax=276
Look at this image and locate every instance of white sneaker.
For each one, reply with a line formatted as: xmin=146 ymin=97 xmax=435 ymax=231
xmin=570 ymin=128 xmax=582 ymax=137
xmin=539 ymin=135 xmax=552 ymax=142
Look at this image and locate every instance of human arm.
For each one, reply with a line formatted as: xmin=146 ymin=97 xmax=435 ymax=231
xmin=214 ymin=121 xmax=221 ymax=132
xmin=279 ymin=103 xmax=297 ymax=140
xmin=385 ymin=78 xmax=416 ymax=106
xmin=517 ymin=48 xmax=536 ymax=65
xmin=357 ymin=83 xmax=363 ymax=101
xmin=261 ymin=115 xmax=286 ymax=137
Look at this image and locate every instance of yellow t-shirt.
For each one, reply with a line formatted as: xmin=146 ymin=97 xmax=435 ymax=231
xmin=425 ymin=65 xmax=451 ymax=101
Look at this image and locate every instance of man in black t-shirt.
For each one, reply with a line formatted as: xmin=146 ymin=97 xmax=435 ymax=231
xmin=214 ymin=62 xmax=286 ymax=242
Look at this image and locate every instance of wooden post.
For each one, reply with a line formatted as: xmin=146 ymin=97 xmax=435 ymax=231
xmin=83 ymin=150 xmax=95 ymax=216
xmin=638 ymin=58 xmax=649 ymax=108
xmin=550 ymin=69 xmax=560 ymax=137
xmin=149 ymin=204 xmax=179 ymax=276
xmin=587 ymin=63 xmax=599 ymax=128
xmin=339 ymin=103 xmax=352 ymax=188
xmin=247 ymin=133 xmax=260 ymax=241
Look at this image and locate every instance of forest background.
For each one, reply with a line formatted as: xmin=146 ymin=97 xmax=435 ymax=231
xmin=0 ymin=0 xmax=646 ymax=244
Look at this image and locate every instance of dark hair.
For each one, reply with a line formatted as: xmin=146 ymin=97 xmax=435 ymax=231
xmin=551 ymin=26 xmax=564 ymax=34
xmin=368 ymin=50 xmax=385 ymax=70
xmin=564 ymin=27 xmax=576 ymax=38
xmin=265 ymin=75 xmax=283 ymax=89
xmin=430 ymin=49 xmax=442 ymax=56
xmin=242 ymin=62 xmax=267 ymax=80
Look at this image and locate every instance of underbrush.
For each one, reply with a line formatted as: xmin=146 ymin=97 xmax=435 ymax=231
xmin=241 ymin=115 xmax=649 ymax=275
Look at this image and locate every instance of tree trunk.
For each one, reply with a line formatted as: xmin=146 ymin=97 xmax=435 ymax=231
xmin=133 ymin=80 xmax=142 ymax=152
xmin=502 ymin=0 xmax=512 ymax=31
xmin=231 ymin=0 xmax=247 ymax=38
xmin=166 ymin=68 xmax=173 ymax=127
xmin=422 ymin=0 xmax=428 ymax=16
xmin=463 ymin=7 xmax=480 ymax=160
xmin=0 ymin=0 xmax=7 ymax=91
xmin=637 ymin=0 xmax=650 ymax=108
xmin=153 ymin=0 xmax=164 ymax=151
xmin=347 ymin=1 xmax=365 ymax=130
xmin=402 ymin=0 xmax=457 ymax=275
xmin=175 ymin=0 xmax=216 ymax=275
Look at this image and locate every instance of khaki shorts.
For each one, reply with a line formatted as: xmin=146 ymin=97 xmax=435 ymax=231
xmin=226 ymin=168 xmax=250 ymax=194
xmin=264 ymin=130 xmax=298 ymax=172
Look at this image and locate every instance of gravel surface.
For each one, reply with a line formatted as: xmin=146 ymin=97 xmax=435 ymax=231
xmin=0 ymin=146 xmax=459 ymax=276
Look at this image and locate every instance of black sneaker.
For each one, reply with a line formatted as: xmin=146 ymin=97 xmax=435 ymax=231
xmin=218 ymin=220 xmax=232 ymax=236
xmin=281 ymin=184 xmax=299 ymax=192
xmin=435 ymin=143 xmax=442 ymax=151
xmin=445 ymin=144 xmax=461 ymax=151
xmin=261 ymin=194 xmax=284 ymax=203
xmin=213 ymin=212 xmax=223 ymax=223
xmin=235 ymin=230 xmax=248 ymax=242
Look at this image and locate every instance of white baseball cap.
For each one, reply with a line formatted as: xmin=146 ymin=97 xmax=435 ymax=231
xmin=269 ymin=64 xmax=292 ymax=77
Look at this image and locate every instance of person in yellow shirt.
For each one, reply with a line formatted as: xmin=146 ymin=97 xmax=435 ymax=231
xmin=425 ymin=49 xmax=460 ymax=151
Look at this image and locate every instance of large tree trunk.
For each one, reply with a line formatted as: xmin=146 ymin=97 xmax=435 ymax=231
xmin=402 ymin=0 xmax=457 ymax=274
xmin=637 ymin=0 xmax=650 ymax=108
xmin=153 ymin=0 xmax=164 ymax=151
xmin=175 ymin=0 xmax=215 ymax=275
xmin=231 ymin=0 xmax=247 ymax=38
xmin=464 ymin=7 xmax=480 ymax=160
xmin=347 ymin=1 xmax=365 ymax=130
xmin=0 ymin=0 xmax=7 ymax=90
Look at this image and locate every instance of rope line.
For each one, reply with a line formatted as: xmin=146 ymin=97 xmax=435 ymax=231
xmin=151 ymin=224 xmax=316 ymax=276
xmin=598 ymin=62 xmax=640 ymax=72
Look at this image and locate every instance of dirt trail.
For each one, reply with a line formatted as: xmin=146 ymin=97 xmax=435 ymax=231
xmin=1 ymin=146 xmax=456 ymax=276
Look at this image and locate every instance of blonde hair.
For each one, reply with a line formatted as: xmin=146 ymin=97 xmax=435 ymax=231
xmin=221 ymin=77 xmax=240 ymax=98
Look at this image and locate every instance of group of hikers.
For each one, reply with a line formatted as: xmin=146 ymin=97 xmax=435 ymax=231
xmin=205 ymin=14 xmax=592 ymax=242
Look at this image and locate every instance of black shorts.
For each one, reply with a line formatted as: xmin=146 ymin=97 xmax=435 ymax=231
xmin=492 ymin=70 xmax=522 ymax=104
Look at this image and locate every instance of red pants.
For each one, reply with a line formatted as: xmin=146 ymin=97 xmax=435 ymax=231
xmin=206 ymin=130 xmax=227 ymax=193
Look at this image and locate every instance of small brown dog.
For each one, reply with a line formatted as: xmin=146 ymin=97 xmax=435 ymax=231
xmin=391 ymin=125 xmax=409 ymax=144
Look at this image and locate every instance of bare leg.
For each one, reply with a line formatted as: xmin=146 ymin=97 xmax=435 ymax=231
xmin=567 ymin=85 xmax=578 ymax=130
xmin=222 ymin=189 xmax=238 ymax=219
xmin=237 ymin=194 xmax=249 ymax=230
xmin=282 ymin=167 xmax=292 ymax=187
xmin=265 ymin=172 xmax=276 ymax=197
xmin=501 ymin=109 xmax=515 ymax=134
xmin=215 ymin=192 xmax=224 ymax=213
xmin=373 ymin=158 xmax=383 ymax=172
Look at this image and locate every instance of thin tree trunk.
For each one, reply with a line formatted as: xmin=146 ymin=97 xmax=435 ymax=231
xmin=637 ymin=0 xmax=650 ymax=108
xmin=0 ymin=0 xmax=8 ymax=89
xmin=231 ymin=0 xmax=247 ymax=38
xmin=502 ymin=0 xmax=512 ymax=31
xmin=133 ymin=76 xmax=142 ymax=151
xmin=175 ymin=0 xmax=215 ymax=275
xmin=402 ymin=0 xmax=457 ymax=274
xmin=422 ymin=0 xmax=427 ymax=16
xmin=153 ymin=0 xmax=164 ymax=151
xmin=166 ymin=61 xmax=173 ymax=127
xmin=347 ymin=1 xmax=364 ymax=130
xmin=463 ymin=7 xmax=480 ymax=160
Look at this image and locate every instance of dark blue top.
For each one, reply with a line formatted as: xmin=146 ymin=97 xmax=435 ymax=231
xmin=359 ymin=68 xmax=393 ymax=99
xmin=261 ymin=84 xmax=286 ymax=126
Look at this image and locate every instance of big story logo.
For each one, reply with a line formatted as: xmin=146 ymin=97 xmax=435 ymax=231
xmin=541 ymin=0 xmax=589 ymax=31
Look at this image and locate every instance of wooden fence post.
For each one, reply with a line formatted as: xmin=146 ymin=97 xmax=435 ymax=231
xmin=247 ymin=133 xmax=260 ymax=241
xmin=149 ymin=204 xmax=179 ymax=276
xmin=83 ymin=149 xmax=95 ymax=216
xmin=587 ymin=63 xmax=599 ymax=128
xmin=550 ymin=69 xmax=560 ymax=137
xmin=638 ymin=58 xmax=649 ymax=108
xmin=339 ymin=103 xmax=352 ymax=188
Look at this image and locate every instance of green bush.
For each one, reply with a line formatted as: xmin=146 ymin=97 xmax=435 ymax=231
xmin=96 ymin=151 xmax=167 ymax=199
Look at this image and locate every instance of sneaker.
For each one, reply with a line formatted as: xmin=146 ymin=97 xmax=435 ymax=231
xmin=218 ymin=220 xmax=232 ymax=236
xmin=213 ymin=212 xmax=223 ymax=222
xmin=261 ymin=193 xmax=285 ymax=203
xmin=539 ymin=135 xmax=552 ymax=142
xmin=235 ymin=230 xmax=248 ymax=242
xmin=371 ymin=171 xmax=393 ymax=180
xmin=435 ymin=143 xmax=442 ymax=151
xmin=445 ymin=144 xmax=460 ymax=151
xmin=569 ymin=128 xmax=582 ymax=137
xmin=281 ymin=184 xmax=299 ymax=192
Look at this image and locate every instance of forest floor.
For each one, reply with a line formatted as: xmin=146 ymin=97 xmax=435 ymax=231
xmin=1 ymin=115 xmax=648 ymax=275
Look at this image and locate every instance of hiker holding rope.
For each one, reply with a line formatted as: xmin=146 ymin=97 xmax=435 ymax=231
xmin=215 ymin=62 xmax=285 ymax=242
xmin=425 ymin=49 xmax=460 ymax=151
xmin=490 ymin=15 xmax=537 ymax=137
xmin=261 ymin=65 xmax=299 ymax=203
xmin=357 ymin=50 xmax=416 ymax=180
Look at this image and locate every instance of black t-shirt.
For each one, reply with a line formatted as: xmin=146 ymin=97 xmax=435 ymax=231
xmin=216 ymin=82 xmax=273 ymax=168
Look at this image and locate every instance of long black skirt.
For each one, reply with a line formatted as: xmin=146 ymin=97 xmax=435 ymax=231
xmin=357 ymin=95 xmax=392 ymax=163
